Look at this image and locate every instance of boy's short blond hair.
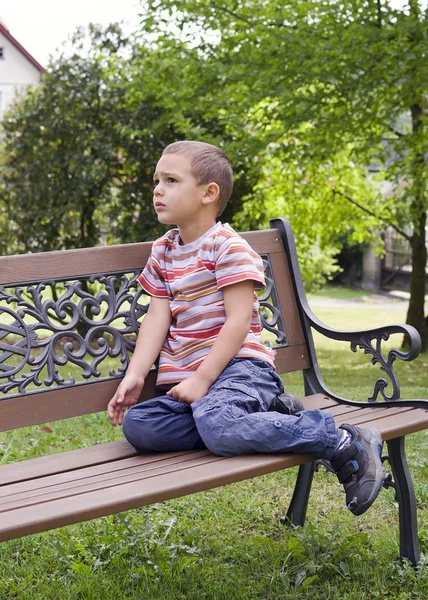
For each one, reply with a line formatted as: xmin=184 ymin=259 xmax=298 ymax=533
xmin=162 ymin=141 xmax=233 ymax=216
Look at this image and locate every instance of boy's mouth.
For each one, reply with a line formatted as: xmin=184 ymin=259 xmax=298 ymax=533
xmin=154 ymin=202 xmax=166 ymax=210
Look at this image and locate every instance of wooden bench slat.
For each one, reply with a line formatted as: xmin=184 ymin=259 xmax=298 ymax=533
xmin=0 ymin=373 xmax=159 ymax=433
xmin=326 ymin=404 xmax=366 ymax=417
xmin=1 ymin=450 xmax=213 ymax=499
xmin=0 ymin=230 xmax=284 ymax=285
xmin=273 ymin=344 xmax=311 ymax=373
xmin=342 ymin=405 xmax=416 ymax=425
xmin=300 ymin=394 xmax=337 ymax=410
xmin=0 ymin=403 xmax=427 ymax=541
xmin=0 ymin=450 xmax=211 ymax=497
xmin=334 ymin=406 xmax=428 ymax=440
xmin=0 ymin=440 xmax=137 ymax=486
xmin=0 ymin=452 xmax=222 ymax=511
xmin=0 ymin=452 xmax=313 ymax=542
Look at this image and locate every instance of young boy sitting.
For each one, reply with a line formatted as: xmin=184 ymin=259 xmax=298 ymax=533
xmin=108 ymin=140 xmax=384 ymax=516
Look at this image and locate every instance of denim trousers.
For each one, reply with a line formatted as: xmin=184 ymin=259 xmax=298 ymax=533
xmin=122 ymin=358 xmax=339 ymax=460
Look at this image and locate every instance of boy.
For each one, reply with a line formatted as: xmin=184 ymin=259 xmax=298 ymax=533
xmin=108 ymin=141 xmax=384 ymax=516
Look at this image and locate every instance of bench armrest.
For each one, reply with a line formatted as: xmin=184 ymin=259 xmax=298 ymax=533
xmin=269 ymin=217 xmax=426 ymax=408
xmin=301 ymin=301 xmax=427 ymax=406
xmin=307 ymin=307 xmax=420 ymax=363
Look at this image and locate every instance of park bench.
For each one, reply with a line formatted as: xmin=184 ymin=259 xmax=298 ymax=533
xmin=1 ymin=217 xmax=427 ymax=566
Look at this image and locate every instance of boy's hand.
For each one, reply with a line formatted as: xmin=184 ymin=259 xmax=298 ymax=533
xmin=107 ymin=372 xmax=145 ymax=426
xmin=167 ymin=373 xmax=211 ymax=404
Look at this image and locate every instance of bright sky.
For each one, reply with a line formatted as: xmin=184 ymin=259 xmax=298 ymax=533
xmin=0 ymin=0 xmax=145 ymax=68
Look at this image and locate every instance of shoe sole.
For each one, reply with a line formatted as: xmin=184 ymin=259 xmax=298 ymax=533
xmin=348 ymin=427 xmax=384 ymax=516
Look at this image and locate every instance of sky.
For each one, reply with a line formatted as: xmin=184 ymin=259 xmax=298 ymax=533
xmin=0 ymin=0 xmax=145 ymax=68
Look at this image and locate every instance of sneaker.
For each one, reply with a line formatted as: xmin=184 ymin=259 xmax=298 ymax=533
xmin=269 ymin=392 xmax=305 ymax=415
xmin=330 ymin=424 xmax=384 ymax=516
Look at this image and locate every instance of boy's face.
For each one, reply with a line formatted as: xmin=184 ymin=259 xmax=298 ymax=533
xmin=153 ymin=153 xmax=209 ymax=227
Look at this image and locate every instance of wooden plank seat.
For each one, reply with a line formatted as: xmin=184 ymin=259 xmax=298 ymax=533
xmin=1 ymin=395 xmax=428 ymax=542
xmin=1 ymin=217 xmax=427 ymax=566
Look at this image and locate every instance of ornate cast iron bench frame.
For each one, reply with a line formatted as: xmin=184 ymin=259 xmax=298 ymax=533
xmin=0 ymin=217 xmax=427 ymax=566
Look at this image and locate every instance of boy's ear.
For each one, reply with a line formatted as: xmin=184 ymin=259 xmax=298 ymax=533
xmin=201 ymin=182 xmax=220 ymax=206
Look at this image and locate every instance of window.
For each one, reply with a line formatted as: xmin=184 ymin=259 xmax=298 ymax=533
xmin=0 ymin=48 xmax=3 ymax=59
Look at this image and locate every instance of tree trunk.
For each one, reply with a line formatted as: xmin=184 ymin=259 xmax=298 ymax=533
xmin=80 ymin=198 xmax=97 ymax=248
xmin=406 ymin=227 xmax=428 ymax=351
xmin=406 ymin=102 xmax=427 ymax=350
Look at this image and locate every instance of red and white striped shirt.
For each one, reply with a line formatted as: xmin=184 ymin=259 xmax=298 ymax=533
xmin=138 ymin=222 xmax=274 ymax=386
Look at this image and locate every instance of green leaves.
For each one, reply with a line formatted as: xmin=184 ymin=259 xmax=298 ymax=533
xmin=137 ymin=0 xmax=428 ymax=335
xmin=0 ymin=25 xmax=178 ymax=252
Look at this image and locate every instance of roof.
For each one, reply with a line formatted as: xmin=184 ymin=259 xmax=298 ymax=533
xmin=0 ymin=22 xmax=44 ymax=72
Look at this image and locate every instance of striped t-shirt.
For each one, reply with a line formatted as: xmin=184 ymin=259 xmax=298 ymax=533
xmin=137 ymin=222 xmax=274 ymax=386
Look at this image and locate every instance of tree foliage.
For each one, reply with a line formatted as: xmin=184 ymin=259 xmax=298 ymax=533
xmin=1 ymin=24 xmax=138 ymax=252
xmin=0 ymin=24 xmax=256 ymax=254
xmin=139 ymin=0 xmax=428 ymax=345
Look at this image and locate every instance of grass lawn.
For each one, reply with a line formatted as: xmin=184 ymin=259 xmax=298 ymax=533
xmin=307 ymin=284 xmax=375 ymax=301
xmin=1 ymin=299 xmax=427 ymax=599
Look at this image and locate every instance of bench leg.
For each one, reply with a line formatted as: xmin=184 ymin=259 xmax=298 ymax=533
xmin=386 ymin=437 xmax=420 ymax=566
xmin=282 ymin=461 xmax=315 ymax=527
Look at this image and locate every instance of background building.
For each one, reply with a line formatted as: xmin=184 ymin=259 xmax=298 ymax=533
xmin=0 ymin=19 xmax=44 ymax=120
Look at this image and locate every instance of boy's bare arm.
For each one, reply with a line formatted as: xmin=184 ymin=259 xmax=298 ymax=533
xmin=127 ymin=296 xmax=172 ymax=378
xmin=108 ymin=296 xmax=171 ymax=425
xmin=167 ymin=280 xmax=254 ymax=403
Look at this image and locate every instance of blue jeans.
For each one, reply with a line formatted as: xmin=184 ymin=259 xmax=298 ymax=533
xmin=122 ymin=358 xmax=339 ymax=460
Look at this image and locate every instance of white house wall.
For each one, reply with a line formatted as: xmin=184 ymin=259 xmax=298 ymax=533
xmin=0 ymin=30 xmax=41 ymax=119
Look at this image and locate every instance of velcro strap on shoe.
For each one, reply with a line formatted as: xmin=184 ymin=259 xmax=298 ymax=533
xmin=330 ymin=442 xmax=360 ymax=472
xmin=335 ymin=459 xmax=359 ymax=484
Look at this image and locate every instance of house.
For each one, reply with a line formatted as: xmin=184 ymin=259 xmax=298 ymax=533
xmin=0 ymin=19 xmax=44 ymax=120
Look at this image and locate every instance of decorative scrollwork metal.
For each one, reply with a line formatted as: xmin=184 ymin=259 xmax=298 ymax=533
xmin=350 ymin=333 xmax=403 ymax=402
xmin=0 ymin=256 xmax=287 ymax=398
xmin=0 ymin=272 xmax=148 ymax=397
xmin=258 ymin=255 xmax=287 ymax=348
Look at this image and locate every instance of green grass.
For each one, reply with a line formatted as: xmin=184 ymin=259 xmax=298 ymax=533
xmin=1 ymin=304 xmax=428 ymax=599
xmin=307 ymin=285 xmax=375 ymax=301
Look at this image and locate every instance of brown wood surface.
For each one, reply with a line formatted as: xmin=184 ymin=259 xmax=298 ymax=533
xmin=0 ymin=242 xmax=153 ymax=285
xmin=0 ymin=451 xmax=224 ymax=510
xmin=0 ymin=371 xmax=158 ymax=432
xmin=0 ymin=440 xmax=138 ymax=486
xmin=336 ymin=405 xmax=428 ymax=439
xmin=269 ymin=250 xmax=309 ymax=358
xmin=270 ymin=343 xmax=310 ymax=374
xmin=0 ymin=451 xmax=312 ymax=542
xmin=0 ymin=229 xmax=282 ymax=285
xmin=0 ymin=398 xmax=427 ymax=541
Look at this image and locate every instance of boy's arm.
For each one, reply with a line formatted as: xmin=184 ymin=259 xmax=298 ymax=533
xmin=108 ymin=296 xmax=171 ymax=425
xmin=167 ymin=280 xmax=254 ymax=404
xmin=127 ymin=296 xmax=172 ymax=379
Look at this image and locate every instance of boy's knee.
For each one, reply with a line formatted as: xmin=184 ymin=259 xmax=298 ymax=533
xmin=122 ymin=400 xmax=203 ymax=453
xmin=192 ymin=398 xmax=243 ymax=457
xmin=122 ymin=407 xmax=163 ymax=452
xmin=194 ymin=414 xmax=242 ymax=457
xmin=198 ymin=429 xmax=242 ymax=457
xmin=122 ymin=406 xmax=158 ymax=452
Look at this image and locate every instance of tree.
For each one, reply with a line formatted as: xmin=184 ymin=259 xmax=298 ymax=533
xmin=140 ymin=0 xmax=428 ymax=346
xmin=0 ymin=23 xmax=258 ymax=253
xmin=0 ymin=24 xmax=176 ymax=253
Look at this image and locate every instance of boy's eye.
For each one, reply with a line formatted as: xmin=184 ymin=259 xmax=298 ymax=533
xmin=153 ymin=179 xmax=159 ymax=186
xmin=167 ymin=177 xmax=176 ymax=183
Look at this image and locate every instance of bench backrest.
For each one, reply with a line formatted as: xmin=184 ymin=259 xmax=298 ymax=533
xmin=0 ymin=224 xmax=310 ymax=431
